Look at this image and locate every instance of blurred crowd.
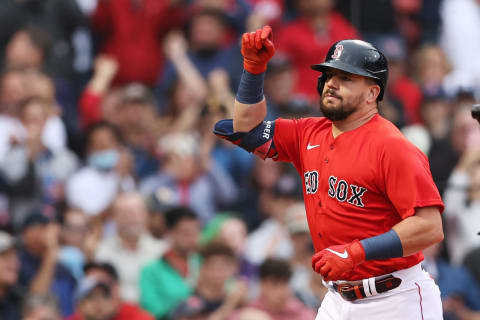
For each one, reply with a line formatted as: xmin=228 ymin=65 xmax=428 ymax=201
xmin=0 ymin=0 xmax=479 ymax=319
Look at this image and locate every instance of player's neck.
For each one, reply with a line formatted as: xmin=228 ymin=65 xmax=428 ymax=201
xmin=332 ymin=106 xmax=378 ymax=138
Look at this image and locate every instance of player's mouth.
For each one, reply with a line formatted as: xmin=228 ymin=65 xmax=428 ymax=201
xmin=324 ymin=90 xmax=342 ymax=100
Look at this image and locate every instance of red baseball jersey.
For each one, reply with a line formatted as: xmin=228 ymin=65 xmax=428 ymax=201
xmin=273 ymin=114 xmax=444 ymax=280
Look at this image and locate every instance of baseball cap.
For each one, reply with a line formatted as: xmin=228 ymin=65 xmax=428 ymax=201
xmin=170 ymin=295 xmax=209 ymax=318
xmin=0 ymin=231 xmax=16 ymax=254
xmin=21 ymin=212 xmax=50 ymax=231
xmin=83 ymin=261 xmax=119 ymax=281
xmin=74 ymin=276 xmax=111 ymax=303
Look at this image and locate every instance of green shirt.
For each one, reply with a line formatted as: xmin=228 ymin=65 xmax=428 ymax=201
xmin=139 ymin=255 xmax=200 ymax=319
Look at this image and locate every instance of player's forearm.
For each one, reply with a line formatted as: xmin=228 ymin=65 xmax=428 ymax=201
xmin=392 ymin=206 xmax=444 ymax=256
xmin=233 ymin=98 xmax=267 ymax=132
xmin=233 ymin=70 xmax=267 ymax=132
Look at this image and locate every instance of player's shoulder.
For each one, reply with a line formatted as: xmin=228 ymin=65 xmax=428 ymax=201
xmin=368 ymin=115 xmax=426 ymax=157
xmin=276 ymin=116 xmax=331 ymax=131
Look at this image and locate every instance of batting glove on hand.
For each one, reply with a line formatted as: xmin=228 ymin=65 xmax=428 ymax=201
xmin=241 ymin=25 xmax=275 ymax=74
xmin=312 ymin=240 xmax=366 ymax=281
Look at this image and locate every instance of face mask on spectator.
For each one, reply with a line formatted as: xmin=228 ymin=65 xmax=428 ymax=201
xmin=88 ymin=149 xmax=119 ymax=171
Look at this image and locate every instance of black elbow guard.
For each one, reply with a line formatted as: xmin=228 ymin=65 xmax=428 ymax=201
xmin=213 ymin=119 xmax=277 ymax=159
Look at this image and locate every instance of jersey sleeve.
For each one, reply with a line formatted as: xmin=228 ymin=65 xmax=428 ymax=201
xmin=272 ymin=118 xmax=303 ymax=166
xmin=381 ymin=137 xmax=444 ymax=219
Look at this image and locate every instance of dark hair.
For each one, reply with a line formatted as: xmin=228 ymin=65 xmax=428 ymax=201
xmin=200 ymin=242 xmax=236 ymax=262
xmin=83 ymin=121 xmax=125 ymax=155
xmin=164 ymin=206 xmax=198 ymax=230
xmin=191 ymin=8 xmax=228 ymax=28
xmin=21 ymin=25 xmax=53 ymax=59
xmin=83 ymin=261 xmax=119 ymax=282
xmin=259 ymin=258 xmax=292 ymax=281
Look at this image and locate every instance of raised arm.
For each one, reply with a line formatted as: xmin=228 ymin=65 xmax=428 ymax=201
xmin=233 ymin=26 xmax=275 ymax=132
xmin=213 ymin=26 xmax=277 ymax=160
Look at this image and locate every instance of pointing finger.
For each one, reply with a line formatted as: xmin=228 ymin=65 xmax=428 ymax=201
xmin=255 ymin=29 xmax=263 ymax=50
xmin=248 ymin=32 xmax=255 ymax=48
xmin=261 ymin=25 xmax=273 ymax=41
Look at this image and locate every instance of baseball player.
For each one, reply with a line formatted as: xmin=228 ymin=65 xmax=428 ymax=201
xmin=214 ymin=26 xmax=445 ymax=319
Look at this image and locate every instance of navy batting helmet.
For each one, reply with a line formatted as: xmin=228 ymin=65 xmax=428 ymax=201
xmin=311 ymin=39 xmax=389 ymax=101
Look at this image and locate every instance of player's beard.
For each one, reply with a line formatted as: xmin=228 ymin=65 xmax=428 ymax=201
xmin=320 ymin=89 xmax=362 ymax=121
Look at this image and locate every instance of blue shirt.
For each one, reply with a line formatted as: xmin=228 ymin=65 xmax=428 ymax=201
xmin=18 ymin=247 xmax=77 ymax=317
xmin=436 ymin=259 xmax=480 ymax=310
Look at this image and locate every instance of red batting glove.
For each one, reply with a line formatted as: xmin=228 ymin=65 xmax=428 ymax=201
xmin=241 ymin=26 xmax=275 ymax=74
xmin=311 ymin=240 xmax=366 ymax=281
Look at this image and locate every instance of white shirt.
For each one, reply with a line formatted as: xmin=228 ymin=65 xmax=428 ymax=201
xmin=244 ymin=219 xmax=293 ymax=265
xmin=440 ymin=0 xmax=480 ymax=97
xmin=443 ymin=170 xmax=480 ymax=264
xmin=95 ymin=233 xmax=168 ymax=302
xmin=66 ymin=167 xmax=135 ymax=216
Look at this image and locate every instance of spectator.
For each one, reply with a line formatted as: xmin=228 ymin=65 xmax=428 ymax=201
xmin=17 ymin=212 xmax=76 ymax=317
xmin=276 ymin=0 xmax=358 ymax=100
xmin=232 ymin=308 xmax=272 ymax=320
xmin=5 ymin=26 xmax=51 ymax=71
xmin=422 ymin=243 xmax=480 ymax=320
xmin=440 ymin=0 xmax=480 ymax=100
xmin=91 ymin=0 xmax=187 ymax=86
xmin=0 ymin=0 xmax=88 ymax=80
xmin=202 ymin=70 xmax=255 ymax=187
xmin=464 ymin=247 xmax=480 ymax=287
xmin=115 ymin=83 xmax=159 ymax=179
xmin=421 ymin=91 xmax=458 ymax=195
xmin=156 ymin=8 xmax=243 ymax=106
xmin=58 ymin=208 xmax=89 ymax=281
xmin=169 ymin=295 xmax=211 ymax=320
xmin=237 ymin=158 xmax=285 ymax=231
xmin=140 ymin=206 xmax=201 ymax=319
xmin=140 ymin=132 xmax=238 ymax=224
xmin=0 ymin=231 xmax=23 ymax=320
xmin=145 ymin=186 xmax=177 ymax=240
xmin=443 ymin=145 xmax=480 ymax=265
xmin=375 ymin=35 xmax=423 ymax=125
xmin=171 ymin=242 xmax=247 ymax=319
xmin=22 ymin=293 xmax=62 ymax=320
xmin=285 ymin=203 xmax=326 ymax=309
xmin=66 ymin=121 xmax=135 ymax=217
xmin=0 ymin=68 xmax=69 ymax=161
xmin=264 ymin=55 xmax=315 ymax=119
xmin=230 ymin=258 xmax=316 ymax=320
xmin=413 ymin=44 xmax=452 ymax=97
xmin=0 ymin=97 xmax=78 ymax=228
xmin=95 ymin=192 xmax=168 ymax=303
xmin=244 ymin=173 xmax=301 ymax=265
xmin=68 ymin=262 xmax=153 ymax=320
xmin=78 ymin=55 xmax=119 ymax=128
xmin=201 ymin=215 xmax=257 ymax=280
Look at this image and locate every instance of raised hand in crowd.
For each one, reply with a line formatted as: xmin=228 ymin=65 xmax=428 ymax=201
xmin=208 ymin=68 xmax=235 ymax=116
xmin=89 ymin=55 xmax=119 ymax=95
xmin=164 ymin=31 xmax=208 ymax=105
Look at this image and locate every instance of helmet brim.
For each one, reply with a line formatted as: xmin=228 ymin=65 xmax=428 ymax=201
xmin=311 ymin=61 xmax=383 ymax=82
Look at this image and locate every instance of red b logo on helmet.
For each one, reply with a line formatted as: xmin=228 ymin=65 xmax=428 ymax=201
xmin=331 ymin=44 xmax=344 ymax=59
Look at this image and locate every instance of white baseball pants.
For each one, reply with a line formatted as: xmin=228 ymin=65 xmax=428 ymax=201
xmin=316 ymin=263 xmax=443 ymax=320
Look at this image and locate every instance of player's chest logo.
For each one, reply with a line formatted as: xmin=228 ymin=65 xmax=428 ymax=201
xmin=328 ymin=176 xmax=367 ymax=207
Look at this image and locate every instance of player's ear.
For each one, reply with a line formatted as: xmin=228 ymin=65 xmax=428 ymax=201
xmin=366 ymin=85 xmax=380 ymax=104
